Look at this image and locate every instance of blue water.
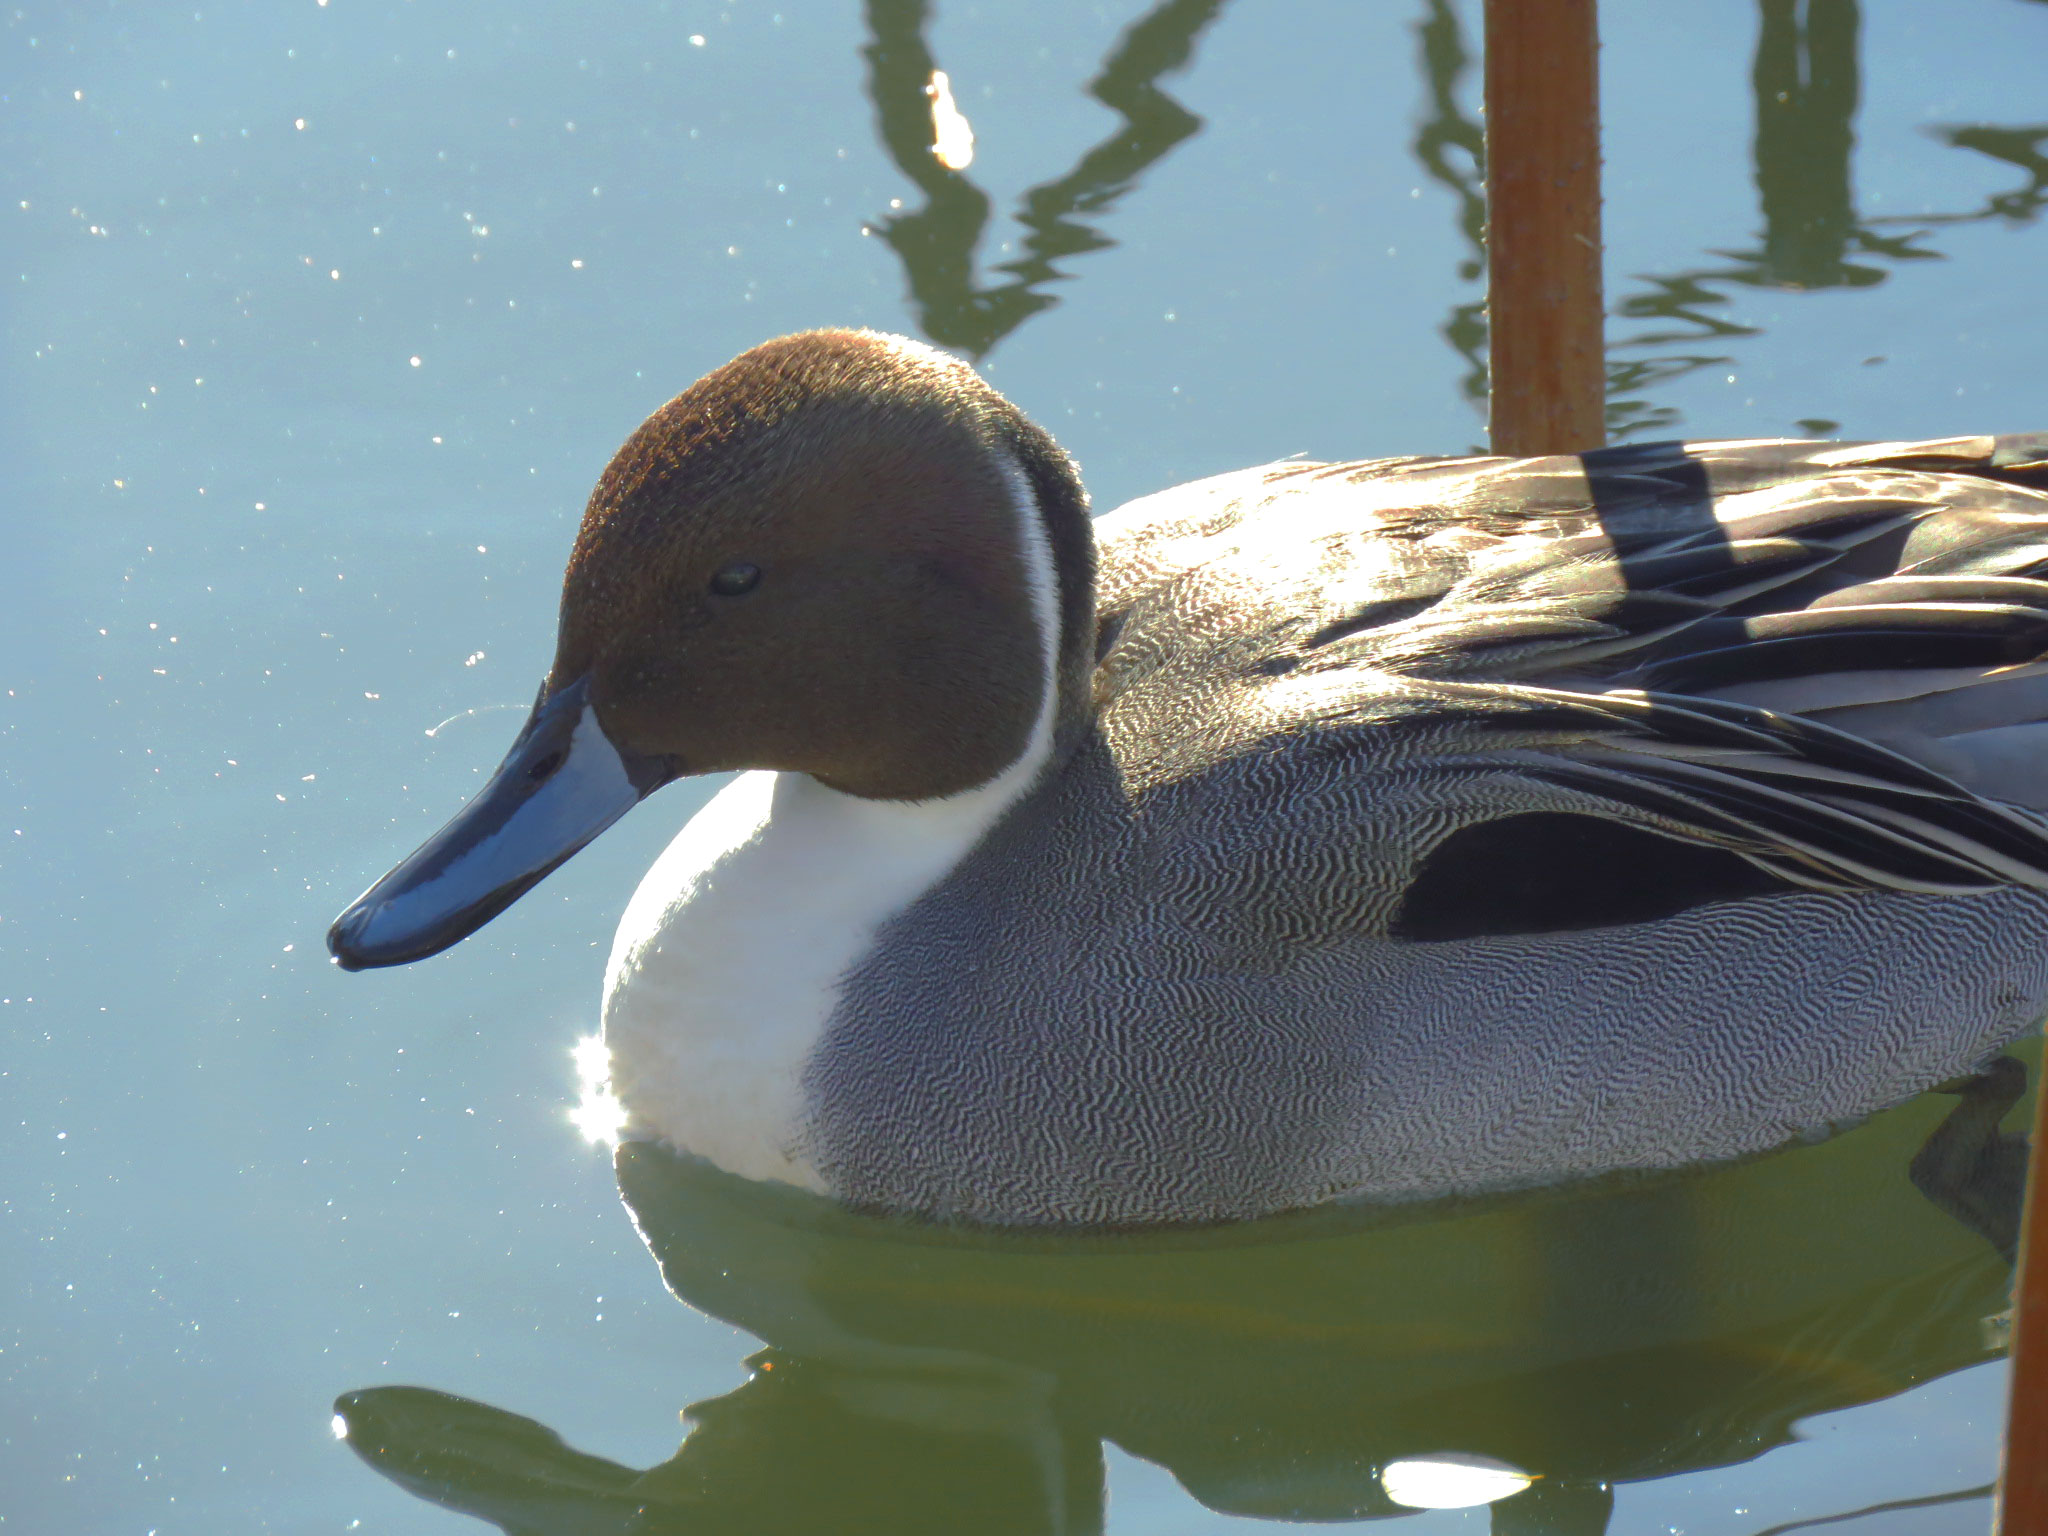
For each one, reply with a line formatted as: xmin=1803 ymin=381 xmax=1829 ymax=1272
xmin=5 ymin=1 xmax=2046 ymax=1530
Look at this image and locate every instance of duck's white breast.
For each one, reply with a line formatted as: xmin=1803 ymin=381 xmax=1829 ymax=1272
xmin=602 ymin=766 xmax=1039 ymax=1187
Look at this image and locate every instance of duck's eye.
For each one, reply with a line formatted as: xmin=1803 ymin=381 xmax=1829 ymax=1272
xmin=709 ymin=562 xmax=762 ymax=597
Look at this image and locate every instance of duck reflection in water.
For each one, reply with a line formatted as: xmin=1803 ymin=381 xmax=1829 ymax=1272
xmin=336 ymin=1058 xmax=2022 ymax=1536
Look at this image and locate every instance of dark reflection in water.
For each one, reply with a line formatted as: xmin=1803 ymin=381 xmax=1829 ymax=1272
xmin=1411 ymin=0 xmax=2048 ymax=441
xmin=337 ymin=1060 xmax=2024 ymax=1535
xmin=1752 ymin=0 xmax=1862 ymax=292
xmin=1411 ymin=0 xmax=1489 ymax=422
xmin=1747 ymin=1483 xmax=1996 ymax=1536
xmin=861 ymin=0 xmax=1228 ymax=357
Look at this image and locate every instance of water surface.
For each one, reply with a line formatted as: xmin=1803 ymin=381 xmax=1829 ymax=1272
xmin=6 ymin=1 xmax=2047 ymax=1530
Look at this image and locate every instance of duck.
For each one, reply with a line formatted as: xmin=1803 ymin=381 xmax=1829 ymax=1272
xmin=329 ymin=328 xmax=2048 ymax=1226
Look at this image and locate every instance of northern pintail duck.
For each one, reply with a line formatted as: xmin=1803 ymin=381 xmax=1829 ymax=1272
xmin=331 ymin=329 xmax=2048 ymax=1225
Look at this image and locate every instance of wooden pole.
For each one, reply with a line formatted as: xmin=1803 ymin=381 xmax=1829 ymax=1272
xmin=1484 ymin=0 xmax=1606 ymax=456
xmin=1483 ymin=4 xmax=2048 ymax=1520
xmin=2000 ymin=1064 xmax=2048 ymax=1532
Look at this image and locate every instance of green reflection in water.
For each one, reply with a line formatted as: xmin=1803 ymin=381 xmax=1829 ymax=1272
xmin=337 ymin=1051 xmax=2025 ymax=1535
xmin=1411 ymin=0 xmax=1489 ymax=426
xmin=854 ymin=0 xmax=2041 ymax=432
xmin=862 ymin=0 xmax=1229 ymax=358
xmin=1410 ymin=0 xmax=2048 ymax=441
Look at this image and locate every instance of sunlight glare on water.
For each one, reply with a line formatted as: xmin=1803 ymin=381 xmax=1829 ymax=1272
xmin=1381 ymin=1451 xmax=1537 ymax=1510
xmin=927 ymin=69 xmax=976 ymax=171
xmin=570 ymin=1033 xmax=626 ymax=1148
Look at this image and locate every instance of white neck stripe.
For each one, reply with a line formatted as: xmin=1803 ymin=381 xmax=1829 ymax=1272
xmin=997 ymin=449 xmax=1064 ymax=788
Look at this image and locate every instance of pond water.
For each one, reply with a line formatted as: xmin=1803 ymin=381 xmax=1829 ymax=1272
xmin=6 ymin=0 xmax=2048 ymax=1531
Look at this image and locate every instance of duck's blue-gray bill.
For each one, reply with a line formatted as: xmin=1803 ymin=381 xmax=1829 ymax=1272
xmin=327 ymin=677 xmax=667 ymax=970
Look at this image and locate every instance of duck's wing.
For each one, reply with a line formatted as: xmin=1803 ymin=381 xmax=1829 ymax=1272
xmin=1169 ymin=672 xmax=2048 ymax=950
xmin=1095 ymin=433 xmax=2048 ymax=930
xmin=1098 ymin=433 xmax=2048 ymax=806
xmin=1343 ymin=435 xmax=2048 ymax=690
xmin=1408 ymin=436 xmax=2048 ymax=816
xmin=1360 ymin=680 xmax=2048 ymax=900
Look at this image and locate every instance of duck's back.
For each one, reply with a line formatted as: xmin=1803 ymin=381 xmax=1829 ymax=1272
xmin=802 ymin=436 xmax=2048 ymax=1224
xmin=1090 ymin=435 xmax=2048 ymax=801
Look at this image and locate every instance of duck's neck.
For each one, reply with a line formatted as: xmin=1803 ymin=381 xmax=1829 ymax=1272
xmin=599 ymin=449 xmax=1069 ymax=1188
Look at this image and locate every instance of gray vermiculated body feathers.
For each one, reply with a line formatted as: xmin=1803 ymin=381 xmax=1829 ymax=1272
xmin=806 ymin=435 xmax=2048 ymax=1224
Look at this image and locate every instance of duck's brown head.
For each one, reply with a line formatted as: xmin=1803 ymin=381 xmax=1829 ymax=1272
xmin=329 ymin=329 xmax=1094 ymax=970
